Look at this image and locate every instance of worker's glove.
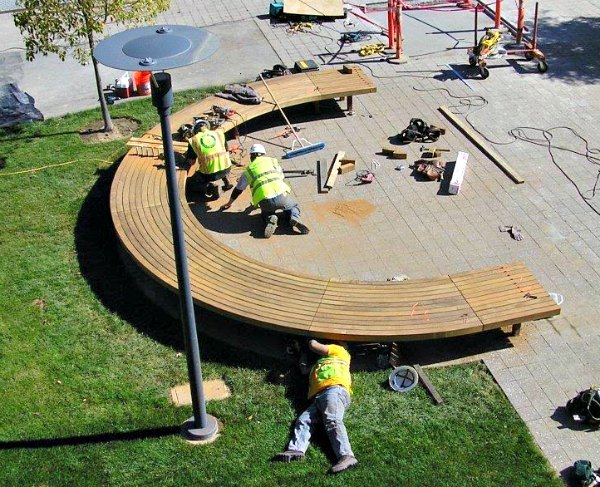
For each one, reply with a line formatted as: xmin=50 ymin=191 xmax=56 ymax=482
xmin=510 ymin=227 xmax=524 ymax=241
xmin=499 ymin=225 xmax=524 ymax=241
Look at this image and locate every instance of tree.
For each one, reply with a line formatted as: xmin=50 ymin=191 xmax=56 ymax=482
xmin=14 ymin=0 xmax=170 ymax=132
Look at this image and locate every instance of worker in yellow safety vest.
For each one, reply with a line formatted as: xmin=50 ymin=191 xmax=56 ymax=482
xmin=220 ymin=144 xmax=310 ymax=239
xmin=185 ymin=120 xmax=233 ymax=200
xmin=274 ymin=339 xmax=358 ymax=474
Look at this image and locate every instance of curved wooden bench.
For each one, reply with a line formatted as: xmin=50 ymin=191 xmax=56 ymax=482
xmin=111 ymin=67 xmax=560 ymax=341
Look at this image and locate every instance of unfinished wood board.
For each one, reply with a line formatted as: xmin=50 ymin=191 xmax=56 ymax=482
xmin=438 ymin=106 xmax=524 ymax=184
xmin=414 ymin=364 xmax=443 ymax=405
xmin=324 ymin=151 xmax=345 ymax=189
xmin=127 ymin=137 xmax=188 ymax=154
xmin=170 ymin=380 xmax=231 ymax=406
xmin=283 ymin=0 xmax=344 ymax=17
xmin=339 ymin=160 xmax=355 ymax=174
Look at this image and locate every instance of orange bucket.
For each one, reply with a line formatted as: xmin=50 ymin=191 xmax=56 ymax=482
xmin=133 ymin=71 xmax=152 ymax=96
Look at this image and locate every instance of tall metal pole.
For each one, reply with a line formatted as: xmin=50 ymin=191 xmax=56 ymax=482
xmin=474 ymin=5 xmax=479 ymax=49
xmin=516 ymin=0 xmax=525 ymax=44
xmin=387 ymin=0 xmax=394 ymax=49
xmin=494 ymin=0 xmax=502 ymax=28
xmin=531 ymin=2 xmax=539 ymax=51
xmin=395 ymin=3 xmax=403 ymax=59
xmin=151 ymin=72 xmax=218 ymax=441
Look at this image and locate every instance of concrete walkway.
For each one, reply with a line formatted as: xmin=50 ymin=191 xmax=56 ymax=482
xmin=2 ymin=0 xmax=599 ymax=482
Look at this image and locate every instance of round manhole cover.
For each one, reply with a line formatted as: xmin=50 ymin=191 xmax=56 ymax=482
xmin=389 ymin=366 xmax=419 ymax=392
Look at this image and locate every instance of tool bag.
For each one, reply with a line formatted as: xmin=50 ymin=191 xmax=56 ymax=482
xmin=398 ymin=118 xmax=442 ymax=144
xmin=413 ymin=159 xmax=446 ymax=181
xmin=567 ymin=387 xmax=600 ymax=425
xmin=216 ymin=84 xmax=262 ymax=105
xmin=257 ymin=64 xmax=292 ymax=80
xmin=571 ymin=460 xmax=597 ymax=487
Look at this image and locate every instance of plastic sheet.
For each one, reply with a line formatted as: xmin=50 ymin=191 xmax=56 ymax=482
xmin=0 ymin=83 xmax=44 ymax=128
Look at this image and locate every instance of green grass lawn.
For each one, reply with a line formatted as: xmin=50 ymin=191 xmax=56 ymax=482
xmin=0 ymin=94 xmax=563 ymax=487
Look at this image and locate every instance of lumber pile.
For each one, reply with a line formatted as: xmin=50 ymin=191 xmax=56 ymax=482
xmin=127 ymin=137 xmax=188 ymax=157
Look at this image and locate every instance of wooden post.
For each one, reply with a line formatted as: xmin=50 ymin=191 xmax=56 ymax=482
xmin=347 ymin=95 xmax=353 ymax=114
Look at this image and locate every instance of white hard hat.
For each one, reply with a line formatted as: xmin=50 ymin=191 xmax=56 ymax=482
xmin=249 ymin=143 xmax=266 ymax=155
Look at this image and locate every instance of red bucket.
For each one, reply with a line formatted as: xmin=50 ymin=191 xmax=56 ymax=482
xmin=133 ymin=71 xmax=152 ymax=96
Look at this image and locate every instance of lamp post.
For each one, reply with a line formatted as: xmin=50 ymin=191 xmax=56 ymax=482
xmin=94 ymin=25 xmax=219 ymax=442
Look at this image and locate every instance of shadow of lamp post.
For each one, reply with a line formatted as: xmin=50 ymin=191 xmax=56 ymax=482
xmin=94 ymin=25 xmax=219 ymax=442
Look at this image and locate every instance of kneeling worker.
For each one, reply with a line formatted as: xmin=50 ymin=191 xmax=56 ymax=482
xmin=220 ymin=144 xmax=310 ymax=238
xmin=185 ymin=121 xmax=233 ymax=199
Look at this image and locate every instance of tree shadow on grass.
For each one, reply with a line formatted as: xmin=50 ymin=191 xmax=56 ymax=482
xmin=0 ymin=127 xmax=80 ymax=142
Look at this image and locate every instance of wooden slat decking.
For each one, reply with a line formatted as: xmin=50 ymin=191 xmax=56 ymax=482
xmin=110 ymin=67 xmax=560 ymax=341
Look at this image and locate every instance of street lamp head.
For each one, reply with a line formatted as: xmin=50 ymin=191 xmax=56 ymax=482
xmin=93 ymin=24 xmax=219 ymax=71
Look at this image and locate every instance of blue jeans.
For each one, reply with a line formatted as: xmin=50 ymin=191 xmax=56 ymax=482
xmin=287 ymin=386 xmax=354 ymax=459
xmin=259 ymin=193 xmax=300 ymax=223
xmin=187 ymin=168 xmax=231 ymax=193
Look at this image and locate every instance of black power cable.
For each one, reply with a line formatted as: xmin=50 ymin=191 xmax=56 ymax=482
xmin=412 ymin=86 xmax=600 ymax=216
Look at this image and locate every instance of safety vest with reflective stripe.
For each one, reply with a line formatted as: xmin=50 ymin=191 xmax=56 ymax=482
xmin=307 ymin=346 xmax=352 ymax=399
xmin=189 ymin=129 xmax=231 ymax=175
xmin=244 ymin=156 xmax=290 ymax=206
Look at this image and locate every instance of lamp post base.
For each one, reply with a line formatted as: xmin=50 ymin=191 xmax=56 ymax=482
xmin=181 ymin=415 xmax=219 ymax=443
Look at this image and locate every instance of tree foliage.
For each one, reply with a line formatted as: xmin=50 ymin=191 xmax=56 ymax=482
xmin=14 ymin=0 xmax=170 ymax=64
xmin=14 ymin=0 xmax=170 ymax=131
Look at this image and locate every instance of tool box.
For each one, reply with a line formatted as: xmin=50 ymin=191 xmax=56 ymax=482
xmin=269 ymin=2 xmax=284 ymax=18
xmin=294 ymin=59 xmax=319 ymax=73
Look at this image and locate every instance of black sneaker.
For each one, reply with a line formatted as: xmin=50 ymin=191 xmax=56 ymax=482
xmin=264 ymin=215 xmax=278 ymax=239
xmin=273 ymin=450 xmax=305 ymax=463
xmin=330 ymin=455 xmax=358 ymax=474
xmin=290 ymin=217 xmax=310 ymax=235
xmin=207 ymin=184 xmax=219 ymax=201
xmin=222 ymin=182 xmax=234 ymax=191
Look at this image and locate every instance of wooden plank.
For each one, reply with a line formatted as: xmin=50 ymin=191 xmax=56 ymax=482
xmin=339 ymin=160 xmax=355 ymax=174
xmin=438 ymin=106 xmax=525 ymax=184
xmin=324 ymin=151 xmax=345 ymax=190
xmin=127 ymin=137 xmax=188 ymax=153
xmin=414 ymin=364 xmax=443 ymax=405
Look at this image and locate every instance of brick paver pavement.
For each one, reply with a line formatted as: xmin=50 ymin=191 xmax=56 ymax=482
xmin=8 ymin=0 xmax=600 ymax=479
xmin=173 ymin=0 xmax=600 ymax=478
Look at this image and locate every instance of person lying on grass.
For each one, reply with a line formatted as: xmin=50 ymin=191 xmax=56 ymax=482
xmin=274 ymin=339 xmax=358 ymax=474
